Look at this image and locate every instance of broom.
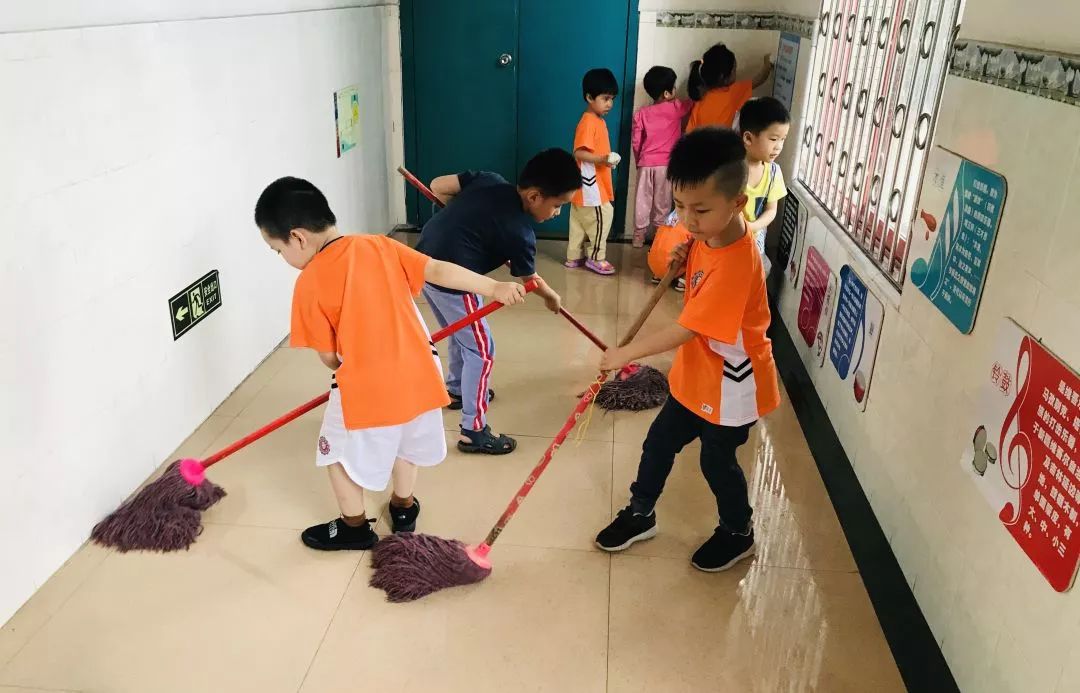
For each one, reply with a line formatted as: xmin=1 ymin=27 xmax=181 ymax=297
xmin=398 ymin=165 xmax=673 ymax=411
xmin=91 ymin=281 xmax=538 ymax=553
xmin=369 ymin=295 xmax=669 ymax=602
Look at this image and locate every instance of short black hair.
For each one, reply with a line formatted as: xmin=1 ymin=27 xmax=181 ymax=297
xmin=738 ymin=97 xmax=791 ymax=134
xmin=254 ymin=177 xmax=336 ymax=241
xmin=667 ymin=127 xmax=748 ymax=198
xmin=700 ymin=43 xmax=736 ymax=89
xmin=643 ymin=66 xmax=677 ymax=101
xmin=518 ymin=148 xmax=581 ymax=197
xmin=583 ymin=68 xmax=619 ymax=100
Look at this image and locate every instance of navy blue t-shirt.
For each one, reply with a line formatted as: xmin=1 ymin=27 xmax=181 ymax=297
xmin=415 ymin=171 xmax=536 ymax=294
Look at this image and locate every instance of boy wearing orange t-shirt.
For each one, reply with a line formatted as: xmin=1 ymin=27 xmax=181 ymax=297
xmin=255 ymin=177 xmax=526 ymax=551
xmin=595 ymin=129 xmax=780 ymax=572
xmin=686 ymin=44 xmax=774 ymax=131
xmin=566 ymin=68 xmax=621 ymax=276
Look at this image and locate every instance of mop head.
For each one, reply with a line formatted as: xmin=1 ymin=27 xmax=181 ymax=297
xmin=594 ymin=364 xmax=669 ymax=411
xmin=90 ymin=460 xmax=226 ymax=552
xmin=369 ymin=533 xmax=491 ymax=602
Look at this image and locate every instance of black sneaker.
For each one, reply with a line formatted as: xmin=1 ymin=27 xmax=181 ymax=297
xmin=595 ymin=507 xmax=658 ymax=552
xmin=388 ymin=498 xmax=421 ymax=533
xmin=447 ymin=389 xmax=495 ymax=411
xmin=301 ymin=517 xmax=378 ymax=551
xmin=691 ymin=527 xmax=755 ymax=572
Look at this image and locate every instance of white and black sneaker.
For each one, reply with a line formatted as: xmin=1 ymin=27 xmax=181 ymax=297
xmin=595 ymin=507 xmax=658 ymax=552
xmin=301 ymin=517 xmax=378 ymax=551
xmin=691 ymin=527 xmax=755 ymax=572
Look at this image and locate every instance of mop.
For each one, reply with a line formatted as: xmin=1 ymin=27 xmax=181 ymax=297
xmin=370 ymin=294 xmax=669 ymax=602
xmin=91 ymin=282 xmax=538 ymax=553
xmin=397 ymin=165 xmax=672 ymax=411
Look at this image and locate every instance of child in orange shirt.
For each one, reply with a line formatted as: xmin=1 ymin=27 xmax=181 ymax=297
xmin=686 ymin=44 xmax=774 ymax=131
xmin=255 ymin=177 xmax=526 ymax=551
xmin=647 ymin=211 xmax=691 ymax=291
xmin=595 ymin=128 xmax=780 ymax=572
xmin=567 ymin=68 xmax=621 ymax=276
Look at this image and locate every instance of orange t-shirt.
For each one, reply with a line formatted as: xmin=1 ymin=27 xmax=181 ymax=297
xmin=668 ymin=230 xmax=780 ymax=426
xmin=290 ymin=235 xmax=450 ymax=429
xmin=572 ymin=111 xmax=614 ymax=207
xmin=686 ymin=80 xmax=754 ymax=131
xmin=648 ymin=215 xmax=692 ymax=279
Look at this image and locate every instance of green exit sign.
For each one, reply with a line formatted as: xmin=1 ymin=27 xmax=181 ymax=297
xmin=169 ymin=270 xmax=222 ymax=340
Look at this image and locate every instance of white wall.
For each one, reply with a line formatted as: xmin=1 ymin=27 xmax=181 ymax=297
xmin=772 ymin=1 xmax=1080 ymax=692
xmin=0 ymin=1 xmax=403 ymax=626
xmin=626 ymin=8 xmax=787 ymax=236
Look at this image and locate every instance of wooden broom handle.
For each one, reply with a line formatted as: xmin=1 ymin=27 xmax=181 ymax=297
xmin=618 ymin=261 xmax=684 ymax=347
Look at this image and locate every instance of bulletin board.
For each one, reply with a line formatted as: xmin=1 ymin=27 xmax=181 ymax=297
xmin=334 ymin=85 xmax=361 ymax=157
xmin=963 ymin=319 xmax=1080 ymax=592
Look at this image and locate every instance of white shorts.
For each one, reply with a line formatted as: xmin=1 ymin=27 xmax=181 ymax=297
xmin=316 ymin=376 xmax=448 ymax=491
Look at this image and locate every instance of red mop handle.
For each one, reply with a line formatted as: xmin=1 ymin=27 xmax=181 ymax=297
xmin=557 ymin=308 xmax=608 ymax=351
xmin=481 ymin=380 xmax=603 ymax=548
xmin=198 ymin=279 xmax=538 ymax=470
xmin=398 ymin=166 xmax=443 ymax=207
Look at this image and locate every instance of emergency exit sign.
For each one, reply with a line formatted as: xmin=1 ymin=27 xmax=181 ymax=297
xmin=169 ymin=270 xmax=222 ymax=340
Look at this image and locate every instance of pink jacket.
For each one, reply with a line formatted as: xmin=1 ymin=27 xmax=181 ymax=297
xmin=631 ymin=99 xmax=694 ymax=168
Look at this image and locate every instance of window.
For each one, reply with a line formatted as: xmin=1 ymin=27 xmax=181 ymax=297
xmin=796 ymin=0 xmax=963 ymax=288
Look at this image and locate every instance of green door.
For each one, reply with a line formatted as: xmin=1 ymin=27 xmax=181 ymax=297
xmin=403 ymin=0 xmax=519 ymax=226
xmin=402 ymin=0 xmax=638 ymax=237
xmin=516 ymin=0 xmax=636 ymax=235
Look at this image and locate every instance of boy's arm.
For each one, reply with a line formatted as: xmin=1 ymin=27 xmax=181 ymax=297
xmin=747 ymin=201 xmax=778 ymax=232
xmin=751 ymin=54 xmax=774 ymax=88
xmin=430 ymin=175 xmax=462 ymax=204
xmin=316 ymin=352 xmax=341 ymax=370
xmin=600 ymin=321 xmax=696 ymax=371
xmin=575 ymin=147 xmax=610 ymax=166
xmin=424 ymin=259 xmax=526 ymax=306
xmin=522 ymin=273 xmax=561 ymax=314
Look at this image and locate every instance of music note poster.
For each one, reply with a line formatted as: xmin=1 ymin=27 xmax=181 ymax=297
xmin=797 ymin=242 xmax=836 ymax=368
xmin=908 ymin=147 xmax=1006 ymax=334
xmin=828 ymin=265 xmax=884 ymax=411
xmin=964 ymin=319 xmax=1080 ymax=592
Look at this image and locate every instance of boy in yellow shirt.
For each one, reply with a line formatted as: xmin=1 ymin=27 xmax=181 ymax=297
xmin=738 ymin=97 xmax=790 ymax=273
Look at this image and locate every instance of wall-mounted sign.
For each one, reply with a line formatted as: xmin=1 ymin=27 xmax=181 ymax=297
xmin=909 ymin=146 xmax=1006 ymax=334
xmin=777 ymin=193 xmax=806 ymax=288
xmin=963 ymin=319 xmax=1080 ymax=592
xmin=772 ymin=32 xmax=801 ymax=111
xmin=169 ymin=270 xmax=222 ymax=340
xmin=334 ymin=85 xmax=361 ymax=157
xmin=829 ymin=265 xmax=884 ymax=410
xmin=797 ymin=245 xmax=836 ymax=368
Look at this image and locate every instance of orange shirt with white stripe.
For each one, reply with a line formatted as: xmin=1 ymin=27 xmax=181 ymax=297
xmin=290 ymin=235 xmax=450 ymax=430
xmin=572 ymin=111 xmax=614 ymax=207
xmin=668 ymin=230 xmax=780 ymax=426
xmin=686 ymin=81 xmax=754 ymax=131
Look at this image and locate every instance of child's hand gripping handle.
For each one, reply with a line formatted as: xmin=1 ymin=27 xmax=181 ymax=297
xmin=178 ymin=280 xmax=540 ymax=486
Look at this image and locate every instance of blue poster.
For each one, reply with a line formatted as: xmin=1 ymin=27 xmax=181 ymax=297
xmin=909 ymin=148 xmax=1007 ymax=334
xmin=829 ymin=266 xmax=884 ymax=410
xmin=772 ymin=32 xmax=801 ymax=111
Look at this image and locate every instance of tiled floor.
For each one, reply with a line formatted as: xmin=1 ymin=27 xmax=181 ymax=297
xmin=0 ymin=241 xmax=904 ymax=692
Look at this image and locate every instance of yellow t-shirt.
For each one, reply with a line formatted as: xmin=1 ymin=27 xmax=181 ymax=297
xmin=743 ymin=162 xmax=787 ymax=223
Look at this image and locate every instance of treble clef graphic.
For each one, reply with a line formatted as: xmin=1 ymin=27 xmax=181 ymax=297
xmin=998 ymin=336 xmax=1034 ymax=525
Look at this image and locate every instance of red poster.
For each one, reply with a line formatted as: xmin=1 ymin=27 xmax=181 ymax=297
xmin=965 ymin=320 xmax=1080 ymax=592
xmin=798 ymin=245 xmax=833 ymax=350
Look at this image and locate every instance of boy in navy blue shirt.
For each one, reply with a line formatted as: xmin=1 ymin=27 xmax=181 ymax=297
xmin=417 ymin=148 xmax=579 ymax=455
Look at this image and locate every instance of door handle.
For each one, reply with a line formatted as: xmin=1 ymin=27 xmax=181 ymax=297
xmin=497 ymin=53 xmax=513 ymax=67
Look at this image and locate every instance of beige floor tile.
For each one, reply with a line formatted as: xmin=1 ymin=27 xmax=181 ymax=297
xmin=224 ymin=348 xmax=331 ymax=426
xmin=0 ymin=687 xmax=81 ymax=692
xmin=212 ymin=346 xmax=292 ymax=417
xmin=609 ymin=441 xmax=856 ymax=573
xmin=442 ymin=361 xmax=615 ymax=443
xmin=0 ymin=546 xmax=108 ymax=671
xmin=198 ymin=415 xmax=381 ymax=532
xmin=300 ymin=545 xmax=609 ymax=693
xmin=607 ymin=556 xmax=903 ymax=693
xmin=0 ymin=526 xmax=359 ymax=693
xmin=408 ymin=434 xmax=613 ymax=552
